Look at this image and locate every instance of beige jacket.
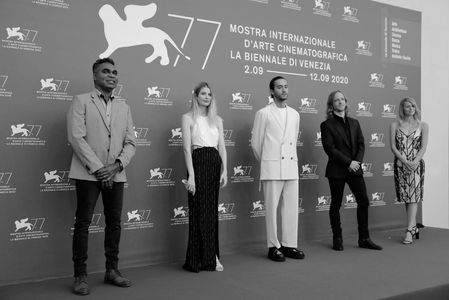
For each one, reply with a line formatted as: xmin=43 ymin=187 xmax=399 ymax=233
xmin=67 ymin=91 xmax=136 ymax=182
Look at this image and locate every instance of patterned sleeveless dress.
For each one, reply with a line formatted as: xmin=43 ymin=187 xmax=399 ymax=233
xmin=394 ymin=126 xmax=425 ymax=203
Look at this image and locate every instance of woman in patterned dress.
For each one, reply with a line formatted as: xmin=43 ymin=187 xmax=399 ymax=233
xmin=181 ymin=82 xmax=227 ymax=272
xmin=389 ymin=97 xmax=428 ymax=244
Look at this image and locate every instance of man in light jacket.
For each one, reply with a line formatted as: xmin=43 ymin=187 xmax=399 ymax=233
xmin=251 ymin=76 xmax=305 ymax=262
xmin=67 ymin=57 xmax=136 ymax=295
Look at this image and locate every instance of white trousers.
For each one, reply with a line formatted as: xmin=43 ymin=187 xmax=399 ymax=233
xmin=262 ymin=180 xmax=298 ymax=248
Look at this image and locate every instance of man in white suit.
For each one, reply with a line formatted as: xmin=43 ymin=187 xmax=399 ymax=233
xmin=251 ymin=76 xmax=305 ymax=262
xmin=67 ymin=58 xmax=136 ymax=295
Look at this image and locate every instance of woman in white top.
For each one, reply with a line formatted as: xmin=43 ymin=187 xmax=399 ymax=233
xmin=181 ymin=82 xmax=227 ymax=272
xmin=389 ymin=97 xmax=428 ymax=244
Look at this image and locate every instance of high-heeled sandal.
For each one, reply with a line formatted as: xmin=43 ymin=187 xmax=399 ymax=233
xmin=402 ymin=226 xmax=419 ymax=244
xmin=215 ymin=256 xmax=223 ymax=272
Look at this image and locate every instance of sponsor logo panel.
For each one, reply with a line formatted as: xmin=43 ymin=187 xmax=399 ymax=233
xmin=40 ymin=170 xmax=75 ymax=192
xmin=123 ymin=209 xmax=153 ymax=230
xmin=313 ymin=0 xmax=331 ymax=17
xmin=2 ymin=26 xmax=42 ymax=52
xmin=6 ymin=124 xmax=46 ymax=146
xmin=10 ymin=217 xmax=49 ymax=241
xmin=0 ymin=172 xmax=16 ymax=194
xmin=218 ymin=202 xmax=237 ymax=221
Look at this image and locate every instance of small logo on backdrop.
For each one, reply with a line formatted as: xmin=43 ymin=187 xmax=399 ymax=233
xmin=393 ymin=76 xmax=408 ymax=90
xmin=298 ymin=197 xmax=305 ymax=214
xmin=371 ymin=192 xmax=386 ymax=206
xmin=10 ymin=217 xmax=48 ymax=241
xmin=369 ymin=133 xmax=385 ymax=147
xmin=88 ymin=213 xmax=104 ymax=233
xmin=40 ymin=170 xmax=74 ymax=192
xmin=281 ymin=0 xmax=302 ymax=11
xmin=170 ymin=205 xmax=189 ymax=225
xmin=300 ymin=164 xmax=319 ymax=180
xmin=298 ymin=98 xmax=318 ymax=114
xmin=313 ymin=0 xmax=331 ymax=17
xmin=355 ymin=102 xmax=373 ymax=117
xmin=250 ymin=200 xmax=265 ymax=218
xmin=344 ymin=194 xmax=357 ymax=209
xmin=218 ymin=202 xmax=237 ymax=221
xmin=0 ymin=172 xmax=16 ymax=194
xmin=223 ymin=129 xmax=235 ymax=147
xmin=314 ymin=131 xmax=322 ymax=147
xmin=147 ymin=167 xmax=175 ymax=187
xmin=316 ymin=195 xmax=331 ymax=211
xmin=361 ymin=163 xmax=373 ymax=177
xmin=6 ymin=124 xmax=45 ymax=146
xmin=32 ymin=0 xmax=70 ymax=9
xmin=168 ymin=128 xmax=183 ymax=147
xmin=3 ymin=26 xmax=42 ymax=52
xmin=111 ymin=84 xmax=126 ymax=101
xmin=382 ymin=162 xmax=394 ymax=176
xmin=381 ymin=104 xmax=396 ymax=118
xmin=355 ymin=40 xmax=372 ymax=56
xmin=124 ymin=209 xmax=153 ymax=230
xmin=144 ymin=85 xmax=172 ymax=106
xmin=231 ymin=165 xmax=254 ymax=183
xmin=229 ymin=92 xmax=252 ymax=110
xmin=0 ymin=75 xmax=13 ymax=98
xmin=369 ymin=73 xmax=385 ymax=88
xmin=297 ymin=131 xmax=303 ymax=147
xmin=72 ymin=213 xmax=104 ymax=234
xmin=133 ymin=126 xmax=151 ymax=147
xmin=98 ymin=3 xmax=190 ymax=66
xmin=36 ymin=77 xmax=72 ymax=101
xmin=342 ymin=6 xmax=359 ymax=22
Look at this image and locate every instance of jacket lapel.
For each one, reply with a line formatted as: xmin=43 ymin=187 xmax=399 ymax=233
xmin=348 ymin=118 xmax=357 ymax=150
xmin=90 ymin=91 xmax=111 ymax=133
xmin=268 ymin=103 xmax=289 ymax=142
xmin=281 ymin=105 xmax=292 ymax=142
xmin=268 ymin=104 xmax=283 ymax=130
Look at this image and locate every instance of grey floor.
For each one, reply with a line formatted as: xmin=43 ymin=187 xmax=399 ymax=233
xmin=1 ymin=227 xmax=449 ymax=300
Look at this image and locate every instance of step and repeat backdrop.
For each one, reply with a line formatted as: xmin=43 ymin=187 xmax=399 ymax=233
xmin=0 ymin=0 xmax=420 ymax=284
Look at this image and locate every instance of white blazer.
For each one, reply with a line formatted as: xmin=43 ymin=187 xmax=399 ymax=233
xmin=251 ymin=103 xmax=300 ymax=180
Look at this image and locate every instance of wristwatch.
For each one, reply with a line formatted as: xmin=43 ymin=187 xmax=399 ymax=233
xmin=116 ymin=160 xmax=123 ymax=172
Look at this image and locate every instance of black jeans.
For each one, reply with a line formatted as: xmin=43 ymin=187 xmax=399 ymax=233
xmin=72 ymin=180 xmax=124 ymax=277
xmin=328 ymin=177 xmax=370 ymax=240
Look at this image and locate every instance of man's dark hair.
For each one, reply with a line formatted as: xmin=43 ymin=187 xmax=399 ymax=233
xmin=92 ymin=57 xmax=115 ymax=73
xmin=269 ymin=76 xmax=285 ymax=91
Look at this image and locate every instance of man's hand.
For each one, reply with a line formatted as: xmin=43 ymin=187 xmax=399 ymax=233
xmin=348 ymin=160 xmax=361 ymax=172
xmin=95 ymin=162 xmax=120 ymax=181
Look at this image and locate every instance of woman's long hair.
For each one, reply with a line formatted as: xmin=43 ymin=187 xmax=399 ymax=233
xmin=189 ymin=82 xmax=219 ymax=126
xmin=398 ymin=97 xmax=421 ymax=123
xmin=326 ymin=90 xmax=349 ymax=119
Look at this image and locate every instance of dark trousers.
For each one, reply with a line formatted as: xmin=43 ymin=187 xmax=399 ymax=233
xmin=328 ymin=177 xmax=370 ymax=240
xmin=72 ymin=180 xmax=124 ymax=277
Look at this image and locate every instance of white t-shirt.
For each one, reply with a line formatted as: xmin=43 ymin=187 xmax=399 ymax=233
xmin=272 ymin=105 xmax=287 ymax=132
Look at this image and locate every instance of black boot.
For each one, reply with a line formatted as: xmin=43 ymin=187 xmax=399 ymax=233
xmin=332 ymin=237 xmax=344 ymax=251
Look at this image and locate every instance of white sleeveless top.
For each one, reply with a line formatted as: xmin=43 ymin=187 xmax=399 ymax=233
xmin=191 ymin=116 xmax=219 ymax=147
